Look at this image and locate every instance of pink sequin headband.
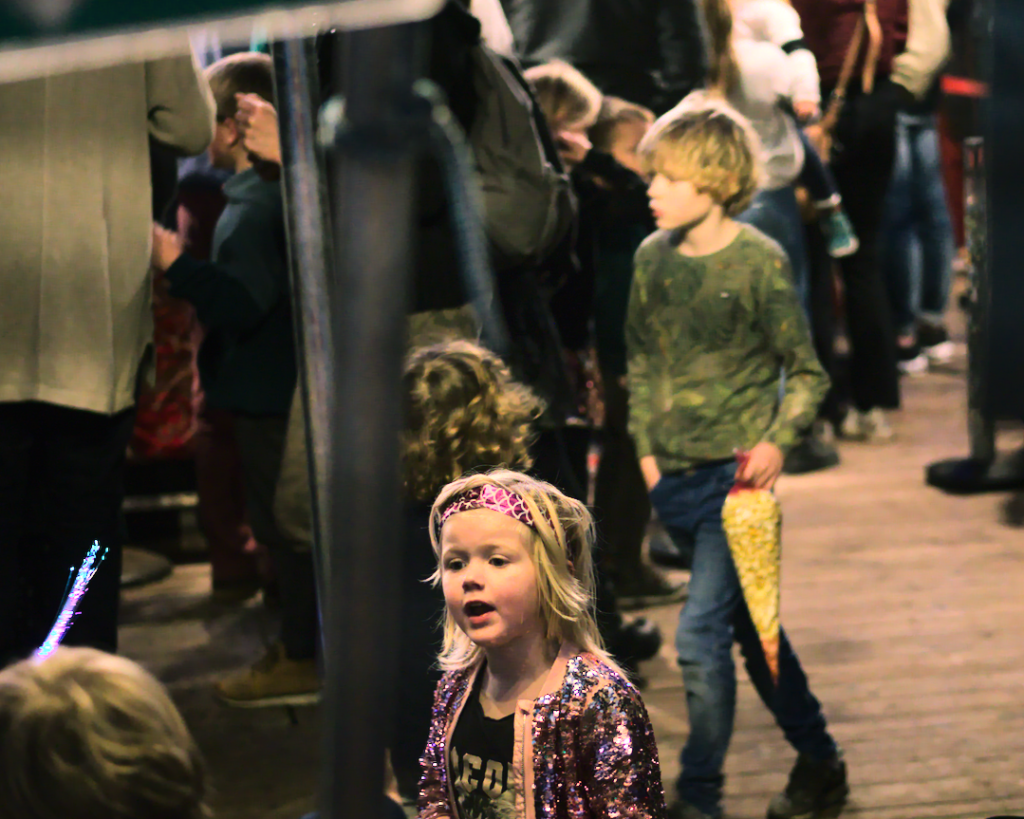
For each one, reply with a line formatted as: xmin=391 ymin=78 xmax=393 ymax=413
xmin=437 ymin=484 xmax=552 ymax=539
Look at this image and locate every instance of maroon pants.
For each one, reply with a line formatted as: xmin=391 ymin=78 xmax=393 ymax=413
xmin=193 ymin=406 xmax=261 ymax=586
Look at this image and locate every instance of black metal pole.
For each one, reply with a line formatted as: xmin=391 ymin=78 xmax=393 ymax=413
xmin=272 ymin=36 xmax=334 ymax=634
xmin=320 ymin=22 xmax=426 ymax=819
xmin=925 ymin=0 xmax=1024 ymax=493
xmin=963 ymin=136 xmax=994 ymax=465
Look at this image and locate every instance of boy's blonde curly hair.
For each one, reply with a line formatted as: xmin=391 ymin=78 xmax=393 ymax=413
xmin=0 ymin=647 xmax=209 ymax=819
xmin=640 ymin=103 xmax=762 ymax=217
xmin=402 ymin=341 xmax=543 ymax=502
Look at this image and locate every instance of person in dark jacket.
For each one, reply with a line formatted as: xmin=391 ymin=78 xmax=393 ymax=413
xmin=151 ymin=53 xmax=318 ymax=708
xmin=791 ymin=0 xmax=949 ymax=442
xmin=500 ymin=0 xmax=708 ymax=115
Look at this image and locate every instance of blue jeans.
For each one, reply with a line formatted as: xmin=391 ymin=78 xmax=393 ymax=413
xmin=796 ymin=129 xmax=841 ymax=207
xmin=881 ymin=112 xmax=956 ymax=336
xmin=649 ymin=462 xmax=837 ymax=817
xmin=737 ymin=186 xmax=810 ymax=317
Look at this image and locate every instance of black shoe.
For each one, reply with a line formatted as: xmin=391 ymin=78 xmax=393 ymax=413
xmin=667 ymin=800 xmax=718 ymax=819
xmin=605 ymin=616 xmax=662 ymax=675
xmin=648 ymin=523 xmax=691 ymax=570
xmin=615 ymin=565 xmax=688 ymax=610
xmin=766 ymin=753 xmax=848 ymax=819
xmin=916 ymin=321 xmax=949 ymax=349
xmin=783 ymin=432 xmax=840 ymax=476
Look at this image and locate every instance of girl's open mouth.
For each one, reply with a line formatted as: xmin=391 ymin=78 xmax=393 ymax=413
xmin=464 ymin=601 xmax=496 ymax=624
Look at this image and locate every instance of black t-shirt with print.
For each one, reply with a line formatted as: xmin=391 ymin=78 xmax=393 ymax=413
xmin=448 ymin=673 xmax=516 ymax=819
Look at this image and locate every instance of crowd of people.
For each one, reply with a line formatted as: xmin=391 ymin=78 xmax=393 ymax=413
xmin=0 ymin=1 xmax=970 ymax=818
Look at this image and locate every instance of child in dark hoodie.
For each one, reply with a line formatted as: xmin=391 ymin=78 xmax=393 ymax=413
xmin=151 ymin=53 xmax=317 ymax=708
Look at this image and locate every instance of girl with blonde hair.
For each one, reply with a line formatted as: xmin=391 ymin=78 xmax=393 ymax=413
xmin=418 ymin=469 xmax=667 ymax=819
xmin=391 ymin=340 xmax=542 ymax=797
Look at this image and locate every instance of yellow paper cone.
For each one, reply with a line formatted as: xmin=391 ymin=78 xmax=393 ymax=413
xmin=722 ymin=487 xmax=781 ymax=683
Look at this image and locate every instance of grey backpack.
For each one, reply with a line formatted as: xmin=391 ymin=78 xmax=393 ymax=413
xmin=468 ymin=45 xmax=575 ymax=270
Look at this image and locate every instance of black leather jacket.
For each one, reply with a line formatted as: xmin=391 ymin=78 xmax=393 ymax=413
xmin=500 ymin=0 xmax=708 ymax=114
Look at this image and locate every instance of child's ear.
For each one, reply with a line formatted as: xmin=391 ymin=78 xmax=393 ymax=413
xmin=224 ymin=117 xmax=242 ymax=148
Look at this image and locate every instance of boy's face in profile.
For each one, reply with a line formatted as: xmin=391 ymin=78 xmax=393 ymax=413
xmin=609 ymin=120 xmax=649 ymax=176
xmin=647 ymin=171 xmax=717 ymax=232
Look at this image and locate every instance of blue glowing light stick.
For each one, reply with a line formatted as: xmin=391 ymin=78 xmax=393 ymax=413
xmin=34 ymin=540 xmax=107 ymax=660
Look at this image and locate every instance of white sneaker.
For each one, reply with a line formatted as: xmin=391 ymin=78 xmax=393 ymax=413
xmin=898 ymin=353 xmax=930 ymax=376
xmin=924 ymin=340 xmax=958 ymax=365
xmin=861 ymin=408 xmax=895 ymax=442
xmin=840 ymin=409 xmax=895 ymax=442
xmin=840 ymin=410 xmax=868 ymax=441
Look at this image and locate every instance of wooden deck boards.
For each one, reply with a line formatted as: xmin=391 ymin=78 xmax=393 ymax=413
xmin=638 ymin=359 xmax=1024 ymax=818
xmin=119 ymin=352 xmax=1024 ymax=819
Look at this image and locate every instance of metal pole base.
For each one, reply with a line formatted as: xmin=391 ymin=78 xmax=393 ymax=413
xmin=925 ymin=449 xmax=1024 ymax=494
xmin=120 ymin=547 xmax=173 ymax=588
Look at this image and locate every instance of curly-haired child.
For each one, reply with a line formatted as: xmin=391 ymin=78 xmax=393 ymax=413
xmin=419 ymin=469 xmax=667 ymax=819
xmin=391 ymin=340 xmax=543 ymax=797
xmin=0 ymin=647 xmax=210 ymax=819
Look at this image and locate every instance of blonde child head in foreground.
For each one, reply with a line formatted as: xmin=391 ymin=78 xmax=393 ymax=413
xmin=0 ymin=647 xmax=209 ymax=819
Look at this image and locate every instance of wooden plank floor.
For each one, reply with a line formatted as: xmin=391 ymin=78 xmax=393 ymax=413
xmin=119 ymin=351 xmax=1024 ymax=819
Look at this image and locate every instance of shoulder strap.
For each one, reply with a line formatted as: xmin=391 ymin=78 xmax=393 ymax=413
xmin=822 ymin=1 xmax=884 ymax=129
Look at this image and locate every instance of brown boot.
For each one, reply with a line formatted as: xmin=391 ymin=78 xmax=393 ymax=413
xmin=215 ymin=643 xmax=320 ymax=708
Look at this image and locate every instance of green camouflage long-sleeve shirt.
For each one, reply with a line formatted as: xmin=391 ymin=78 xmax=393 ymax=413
xmin=626 ymin=224 xmax=828 ymax=472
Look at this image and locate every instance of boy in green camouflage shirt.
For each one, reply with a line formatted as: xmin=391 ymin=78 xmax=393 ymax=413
xmin=628 ymin=106 xmax=847 ymax=819
xmin=626 ymin=209 xmax=828 ymax=475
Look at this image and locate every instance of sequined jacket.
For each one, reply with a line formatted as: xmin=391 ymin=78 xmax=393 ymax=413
xmin=417 ymin=643 xmax=667 ymax=819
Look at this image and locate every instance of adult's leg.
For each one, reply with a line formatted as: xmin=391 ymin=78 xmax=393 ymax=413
xmin=234 ymin=414 xmax=318 ymax=661
xmin=592 ymin=375 xmax=651 ymax=585
xmin=881 ymin=113 xmax=921 ymax=339
xmin=805 ymin=222 xmax=844 ymax=423
xmin=910 ymin=114 xmax=956 ymax=325
xmin=32 ymin=403 xmax=136 ymax=654
xmin=0 ymin=403 xmax=36 ymax=667
xmin=830 ymin=84 xmax=901 ymax=412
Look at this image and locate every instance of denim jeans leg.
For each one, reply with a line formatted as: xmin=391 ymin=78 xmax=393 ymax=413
xmin=910 ymin=115 xmax=956 ymax=323
xmin=737 ymin=187 xmax=811 ymax=317
xmin=881 ymin=114 xmax=918 ymax=338
xmin=649 ymin=465 xmax=740 ymax=817
xmin=733 ymin=601 xmax=838 ymax=761
xmin=674 ymin=512 xmax=743 ymax=816
xmin=796 ymin=129 xmax=841 ymax=206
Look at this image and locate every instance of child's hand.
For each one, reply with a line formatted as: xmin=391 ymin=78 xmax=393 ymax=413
xmin=640 ymin=455 xmax=662 ymax=492
xmin=151 ymin=224 xmax=184 ymax=272
xmin=738 ymin=442 xmax=783 ymax=490
xmin=793 ymin=100 xmax=820 ymax=122
xmin=235 ymin=93 xmax=282 ymax=165
xmin=803 ymin=123 xmax=830 ymax=157
xmin=555 ymin=129 xmax=592 ymax=169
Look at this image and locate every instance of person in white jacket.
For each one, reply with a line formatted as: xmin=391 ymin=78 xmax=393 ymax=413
xmin=730 ymin=0 xmax=860 ymax=259
xmin=0 ymin=46 xmax=215 ymax=669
